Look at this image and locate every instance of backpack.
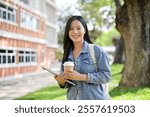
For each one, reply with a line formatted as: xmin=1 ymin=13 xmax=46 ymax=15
xmin=89 ymin=44 xmax=111 ymax=99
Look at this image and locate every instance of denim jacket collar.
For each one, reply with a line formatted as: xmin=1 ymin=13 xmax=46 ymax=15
xmin=68 ymin=41 xmax=89 ymax=60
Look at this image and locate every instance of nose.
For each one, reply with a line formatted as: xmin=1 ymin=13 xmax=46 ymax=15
xmin=73 ymin=29 xmax=78 ymax=33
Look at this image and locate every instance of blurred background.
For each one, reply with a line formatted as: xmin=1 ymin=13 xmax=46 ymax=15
xmin=2 ymin=0 xmax=149 ymax=100
xmin=0 ymin=0 xmax=120 ymax=80
xmin=0 ymin=0 xmax=121 ymax=99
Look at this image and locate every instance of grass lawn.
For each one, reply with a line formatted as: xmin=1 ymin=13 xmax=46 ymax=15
xmin=17 ymin=64 xmax=150 ymax=100
xmin=16 ymin=84 xmax=67 ymax=100
xmin=109 ymin=64 xmax=150 ymax=100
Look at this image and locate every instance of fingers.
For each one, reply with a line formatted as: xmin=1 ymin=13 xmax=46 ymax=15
xmin=54 ymin=74 xmax=66 ymax=86
xmin=54 ymin=74 xmax=59 ymax=80
xmin=63 ymin=71 xmax=74 ymax=77
xmin=54 ymin=74 xmax=58 ymax=78
xmin=63 ymin=71 xmax=81 ymax=81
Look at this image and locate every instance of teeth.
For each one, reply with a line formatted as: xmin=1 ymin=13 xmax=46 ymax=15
xmin=74 ymin=36 xmax=79 ymax=38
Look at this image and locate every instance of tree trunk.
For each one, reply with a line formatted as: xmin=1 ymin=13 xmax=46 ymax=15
xmin=113 ymin=36 xmax=124 ymax=64
xmin=115 ymin=0 xmax=150 ymax=87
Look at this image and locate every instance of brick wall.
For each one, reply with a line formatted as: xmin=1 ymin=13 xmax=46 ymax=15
xmin=0 ymin=0 xmax=56 ymax=78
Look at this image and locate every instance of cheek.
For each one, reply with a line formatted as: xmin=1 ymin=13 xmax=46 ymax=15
xmin=69 ymin=31 xmax=73 ymax=35
xmin=68 ymin=32 xmax=72 ymax=38
xmin=82 ymin=30 xmax=86 ymax=35
xmin=82 ymin=32 xmax=86 ymax=37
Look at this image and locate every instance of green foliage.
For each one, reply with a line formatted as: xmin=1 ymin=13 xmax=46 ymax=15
xmin=55 ymin=49 xmax=63 ymax=62
xmin=80 ymin=0 xmax=115 ymax=28
xmin=58 ymin=32 xmax=64 ymax=44
xmin=79 ymin=0 xmax=119 ymax=46
xmin=94 ymin=28 xmax=120 ymax=46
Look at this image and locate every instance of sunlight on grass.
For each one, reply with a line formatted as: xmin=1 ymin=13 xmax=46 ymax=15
xmin=110 ymin=86 xmax=150 ymax=100
xmin=108 ymin=64 xmax=123 ymax=90
xmin=109 ymin=64 xmax=150 ymax=100
xmin=16 ymin=84 xmax=67 ymax=100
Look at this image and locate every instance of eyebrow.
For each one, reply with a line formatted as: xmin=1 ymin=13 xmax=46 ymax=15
xmin=70 ymin=25 xmax=82 ymax=28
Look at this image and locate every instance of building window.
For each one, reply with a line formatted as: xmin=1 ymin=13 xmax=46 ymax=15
xmin=0 ymin=49 xmax=16 ymax=64
xmin=25 ymin=52 xmax=30 ymax=62
xmin=19 ymin=50 xmax=37 ymax=63
xmin=0 ymin=3 xmax=16 ymax=22
xmin=0 ymin=47 xmax=37 ymax=68
xmin=20 ymin=12 xmax=38 ymax=31
xmin=18 ymin=51 xmax=24 ymax=63
xmin=31 ymin=52 xmax=36 ymax=62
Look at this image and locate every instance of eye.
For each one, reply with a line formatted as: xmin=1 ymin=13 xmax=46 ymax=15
xmin=77 ymin=27 xmax=82 ymax=30
xmin=69 ymin=27 xmax=73 ymax=30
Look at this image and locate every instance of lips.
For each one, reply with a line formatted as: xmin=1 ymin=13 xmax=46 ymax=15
xmin=73 ymin=35 xmax=80 ymax=38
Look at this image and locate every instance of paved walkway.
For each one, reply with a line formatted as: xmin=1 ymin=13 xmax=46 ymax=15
xmin=0 ymin=62 xmax=61 ymax=100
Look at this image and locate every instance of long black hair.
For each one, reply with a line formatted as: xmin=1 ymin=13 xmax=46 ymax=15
xmin=62 ymin=15 xmax=92 ymax=64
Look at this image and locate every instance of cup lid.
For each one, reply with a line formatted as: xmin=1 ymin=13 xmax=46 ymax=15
xmin=63 ymin=61 xmax=74 ymax=66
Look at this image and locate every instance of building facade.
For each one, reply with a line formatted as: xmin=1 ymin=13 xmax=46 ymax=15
xmin=0 ymin=0 xmax=58 ymax=78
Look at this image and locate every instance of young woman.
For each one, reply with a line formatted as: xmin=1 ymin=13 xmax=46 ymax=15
xmin=54 ymin=16 xmax=111 ymax=100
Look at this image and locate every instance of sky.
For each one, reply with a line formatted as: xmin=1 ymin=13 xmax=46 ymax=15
xmin=56 ymin=0 xmax=78 ymax=9
xmin=56 ymin=0 xmax=80 ymax=15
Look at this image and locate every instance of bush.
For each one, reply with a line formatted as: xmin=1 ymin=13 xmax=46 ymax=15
xmin=55 ymin=50 xmax=63 ymax=62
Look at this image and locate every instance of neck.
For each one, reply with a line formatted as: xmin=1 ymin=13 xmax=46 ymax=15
xmin=73 ymin=41 xmax=84 ymax=50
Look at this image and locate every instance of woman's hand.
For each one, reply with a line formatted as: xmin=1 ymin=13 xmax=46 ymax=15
xmin=63 ymin=70 xmax=88 ymax=81
xmin=54 ymin=74 xmax=66 ymax=86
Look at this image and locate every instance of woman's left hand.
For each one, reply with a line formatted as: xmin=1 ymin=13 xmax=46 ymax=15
xmin=63 ymin=70 xmax=88 ymax=81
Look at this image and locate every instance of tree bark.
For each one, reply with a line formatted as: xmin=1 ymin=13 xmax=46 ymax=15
xmin=115 ymin=0 xmax=150 ymax=87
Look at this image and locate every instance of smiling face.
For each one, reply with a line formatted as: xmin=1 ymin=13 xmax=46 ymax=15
xmin=68 ymin=20 xmax=86 ymax=44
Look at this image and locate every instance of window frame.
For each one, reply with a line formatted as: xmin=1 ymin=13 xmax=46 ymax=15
xmin=0 ymin=3 xmax=16 ymax=23
xmin=0 ymin=49 xmax=16 ymax=65
xmin=0 ymin=47 xmax=37 ymax=68
xmin=20 ymin=12 xmax=38 ymax=31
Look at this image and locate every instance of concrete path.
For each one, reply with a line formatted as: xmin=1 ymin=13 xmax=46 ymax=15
xmin=0 ymin=62 xmax=61 ymax=100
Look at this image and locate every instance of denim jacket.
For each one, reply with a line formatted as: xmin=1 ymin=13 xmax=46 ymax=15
xmin=61 ymin=41 xmax=111 ymax=100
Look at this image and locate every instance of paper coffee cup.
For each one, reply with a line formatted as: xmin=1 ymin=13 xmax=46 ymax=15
xmin=63 ymin=61 xmax=74 ymax=72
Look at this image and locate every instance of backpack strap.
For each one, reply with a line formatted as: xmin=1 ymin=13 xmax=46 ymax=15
xmin=88 ymin=44 xmax=97 ymax=70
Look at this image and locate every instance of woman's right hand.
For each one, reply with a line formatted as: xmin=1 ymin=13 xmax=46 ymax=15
xmin=54 ymin=74 xmax=66 ymax=87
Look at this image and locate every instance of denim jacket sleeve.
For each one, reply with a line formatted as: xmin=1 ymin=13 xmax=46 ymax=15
xmin=86 ymin=45 xmax=111 ymax=84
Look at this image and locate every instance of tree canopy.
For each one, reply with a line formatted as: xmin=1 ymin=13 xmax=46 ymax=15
xmin=79 ymin=0 xmax=119 ymax=45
